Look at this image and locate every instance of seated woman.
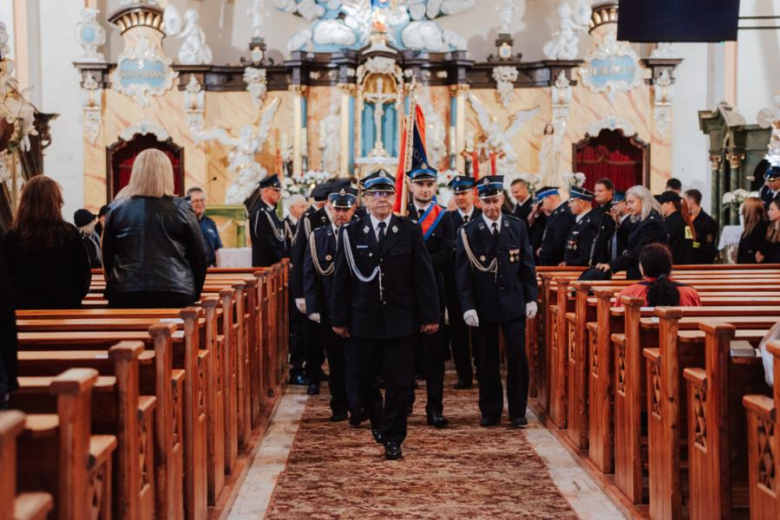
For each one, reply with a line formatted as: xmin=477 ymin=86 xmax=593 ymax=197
xmin=5 ymin=176 xmax=91 ymax=309
xmin=596 ymin=185 xmax=668 ymax=280
xmin=614 ymin=243 xmax=702 ymax=307
xmin=737 ymin=196 xmax=767 ymax=264
xmin=102 ymin=149 xmax=207 ymax=308
xmin=658 ymin=190 xmax=696 ymax=265
xmin=761 ymin=197 xmax=780 ymax=263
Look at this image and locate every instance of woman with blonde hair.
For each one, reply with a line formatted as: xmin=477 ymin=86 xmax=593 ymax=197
xmin=102 ymin=148 xmax=207 ymax=308
xmin=737 ymin=196 xmax=767 ymax=264
xmin=596 ymin=185 xmax=667 ymax=279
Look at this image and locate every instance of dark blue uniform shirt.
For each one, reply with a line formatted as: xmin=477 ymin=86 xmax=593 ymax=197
xmin=199 ymin=215 xmax=223 ymax=267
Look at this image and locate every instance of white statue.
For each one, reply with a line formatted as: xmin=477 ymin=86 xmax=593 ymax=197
xmin=496 ymin=0 xmax=520 ymax=34
xmin=468 ymin=92 xmax=540 ymax=176
xmin=193 ymin=98 xmax=280 ymax=204
xmin=0 ymin=22 xmax=10 ymax=59
xmin=76 ymin=8 xmax=106 ymax=62
xmin=318 ymin=92 xmax=341 ymax=174
xmin=244 ymin=67 xmax=268 ymax=108
xmin=543 ymin=1 xmax=591 ymax=60
xmin=493 ymin=66 xmax=519 ymax=109
xmin=164 ymin=7 xmax=213 ymax=65
xmin=538 ymin=123 xmax=565 ymax=188
xmin=248 ymin=0 xmax=265 ymax=39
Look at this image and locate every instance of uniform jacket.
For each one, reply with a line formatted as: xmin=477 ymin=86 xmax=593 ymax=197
xmin=737 ymin=220 xmax=768 ymax=264
xmin=664 ymin=211 xmax=695 ymax=265
xmin=331 ymin=213 xmax=440 ymax=339
xmin=514 ymin=197 xmax=533 ymax=226
xmin=103 ymin=196 xmax=207 ymax=298
xmin=760 ymin=185 xmax=778 ymax=210
xmin=450 ymin=207 xmax=482 ymax=231
xmin=565 ymin=210 xmax=599 ymax=266
xmin=303 ymin=224 xmax=339 ymax=325
xmin=289 ymin=206 xmax=330 ymax=298
xmin=588 ymin=202 xmax=615 ymax=265
xmin=608 ymin=210 xmax=667 ymax=279
xmin=615 ymin=215 xmax=634 ymax=259
xmin=455 ymin=214 xmax=538 ymax=323
xmin=248 ymin=200 xmax=288 ymax=268
xmin=538 ymin=203 xmax=575 ymax=266
xmin=445 ymin=207 xmax=482 ymax=316
xmin=692 ymin=210 xmax=718 ymax=264
xmin=408 ymin=202 xmax=455 ymax=313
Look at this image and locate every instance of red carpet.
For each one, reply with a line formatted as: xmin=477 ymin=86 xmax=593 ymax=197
xmin=265 ymin=374 xmax=577 ymax=519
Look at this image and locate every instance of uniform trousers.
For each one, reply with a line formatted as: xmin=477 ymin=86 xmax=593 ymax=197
xmin=353 ymin=334 xmax=415 ymax=445
xmin=449 ymin=314 xmax=474 ymax=385
xmin=288 ymin=304 xmax=306 ymax=378
xmin=319 ymin=327 xmax=352 ymax=415
xmin=343 ymin=339 xmax=361 ymax=412
xmin=409 ymin=330 xmax=446 ymax=415
xmin=304 ymin=319 xmax=326 ymax=383
xmin=477 ymin=318 xmax=529 ymax=420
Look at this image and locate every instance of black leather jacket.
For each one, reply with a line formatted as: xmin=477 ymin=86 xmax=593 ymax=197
xmin=102 ymin=196 xmax=207 ymax=299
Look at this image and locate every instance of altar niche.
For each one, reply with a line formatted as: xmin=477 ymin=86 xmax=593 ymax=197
xmin=106 ymin=132 xmax=185 ymax=200
xmin=572 ymin=128 xmax=649 ymax=192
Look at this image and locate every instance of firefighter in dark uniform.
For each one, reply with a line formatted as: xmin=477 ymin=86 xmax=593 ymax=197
xmin=303 ymin=187 xmax=361 ymax=422
xmin=760 ymin=167 xmax=780 ymax=210
xmin=563 ymin=186 xmax=599 ymax=266
xmin=331 ymin=169 xmax=440 ymax=460
xmin=684 ymin=189 xmax=719 ymax=264
xmin=446 ymin=176 xmax=480 ymax=389
xmin=248 ymin=174 xmax=288 ymax=267
xmin=588 ymin=179 xmax=615 ymax=266
xmin=406 ymin=167 xmax=454 ymax=428
xmin=536 ymin=186 xmax=575 ymax=266
xmin=455 ymin=176 xmax=538 ymax=428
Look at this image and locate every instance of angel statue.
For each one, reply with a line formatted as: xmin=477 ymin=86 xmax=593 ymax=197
xmin=543 ymin=0 xmax=592 ymax=61
xmin=193 ymin=98 xmax=280 ymax=204
xmin=164 ymin=6 xmax=213 ymax=65
xmin=467 ymin=92 xmax=540 ymax=177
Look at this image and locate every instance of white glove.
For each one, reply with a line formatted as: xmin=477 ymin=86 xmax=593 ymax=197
xmin=526 ymin=301 xmax=538 ymax=320
xmin=308 ymin=313 xmax=321 ymax=323
xmin=463 ymin=310 xmax=479 ymax=328
xmin=295 ymin=298 xmax=306 ymax=314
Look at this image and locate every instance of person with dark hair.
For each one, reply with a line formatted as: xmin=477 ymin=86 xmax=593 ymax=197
xmin=103 ymin=149 xmax=207 ymax=308
xmin=665 ymin=177 xmax=682 ymax=194
xmin=527 ymin=200 xmax=547 ymax=264
xmin=762 ymin=198 xmax=780 ymax=263
xmin=760 ymin=166 xmax=780 ymax=210
xmin=94 ymin=204 xmax=109 ymax=237
xmin=684 ymin=189 xmax=719 ymax=264
xmin=248 ymin=174 xmax=288 ymax=267
xmin=511 ymin=178 xmax=532 ymax=225
xmin=737 ymin=197 xmax=768 ymax=264
xmin=536 ymin=186 xmax=575 ymax=266
xmin=74 ymin=208 xmax=102 ymax=268
xmin=563 ymin=186 xmax=598 ymax=266
xmin=614 ymin=243 xmax=701 ymax=307
xmin=588 ymin=178 xmax=616 ymax=265
xmin=0 ymin=231 xmax=18 ymax=409
xmin=6 ymin=176 xmax=91 ymax=309
xmin=659 ymin=191 xmax=696 ymax=265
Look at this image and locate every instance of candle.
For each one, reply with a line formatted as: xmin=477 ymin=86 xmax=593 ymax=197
xmin=449 ymin=126 xmax=456 ymax=154
xmin=465 ymin=130 xmax=474 ymax=152
xmin=281 ymin=132 xmax=289 ymax=151
xmin=301 ymin=131 xmax=308 ymax=156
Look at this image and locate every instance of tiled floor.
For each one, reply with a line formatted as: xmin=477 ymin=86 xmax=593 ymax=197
xmin=228 ymin=386 xmax=626 ymax=520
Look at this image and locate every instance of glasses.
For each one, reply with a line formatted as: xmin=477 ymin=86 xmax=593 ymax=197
xmin=367 ymin=191 xmax=393 ymax=199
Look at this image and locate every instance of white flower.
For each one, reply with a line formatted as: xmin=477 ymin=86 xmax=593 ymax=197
xmin=722 ymin=192 xmax=735 ymax=204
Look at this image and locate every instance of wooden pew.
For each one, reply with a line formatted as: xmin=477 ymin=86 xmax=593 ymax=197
xmin=683 ymin=320 xmax=769 ymax=519
xmin=16 ymin=326 xmax=183 ymax=520
xmin=12 ymin=368 xmax=117 ymax=520
xmin=0 ymin=410 xmax=54 ymax=520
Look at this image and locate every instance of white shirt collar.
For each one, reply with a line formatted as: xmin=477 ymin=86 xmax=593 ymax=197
xmin=413 ymin=201 xmax=432 ymax=215
xmin=458 ymin=207 xmax=474 ymax=219
xmin=575 ymin=208 xmax=591 ymax=223
xmin=482 ymin=212 xmax=502 ymax=230
xmin=289 ymin=215 xmax=299 ymax=226
xmin=370 ymin=213 xmax=393 ymax=238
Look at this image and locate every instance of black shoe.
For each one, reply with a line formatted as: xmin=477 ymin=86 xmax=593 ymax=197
xmin=321 ymin=372 xmax=329 ymax=382
xmin=307 ymin=384 xmax=320 ymax=395
xmin=454 ymin=379 xmax=473 ymax=389
xmin=512 ymin=417 xmax=528 ymax=429
xmin=384 ymin=442 xmax=403 ymax=460
xmin=289 ymin=374 xmax=309 ymax=386
xmin=349 ymin=408 xmax=367 ymax=427
xmin=426 ymin=412 xmax=449 ymax=428
xmin=480 ymin=416 xmax=500 ymax=427
xmin=371 ymin=429 xmax=383 ymax=444
xmin=330 ymin=411 xmax=348 ymax=422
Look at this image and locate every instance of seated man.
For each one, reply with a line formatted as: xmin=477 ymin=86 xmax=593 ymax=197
xmin=614 ymin=243 xmax=701 ymax=307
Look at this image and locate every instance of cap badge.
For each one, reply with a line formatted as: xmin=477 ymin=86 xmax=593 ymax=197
xmin=379 ymin=171 xmax=387 ymax=178
xmin=363 ymin=226 xmax=370 ymax=234
xmin=339 ymin=188 xmax=346 ymax=197
xmin=392 ymin=225 xmax=399 ymax=234
xmin=482 ymin=178 xmax=490 ymax=185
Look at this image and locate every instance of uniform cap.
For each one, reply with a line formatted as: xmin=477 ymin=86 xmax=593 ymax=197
xmin=476 ymin=175 xmax=504 ymax=198
xmin=766 ymin=165 xmax=780 ymax=180
xmin=569 ymin=186 xmax=594 ymax=201
xmin=448 ymin=175 xmax=476 ymax=193
xmin=536 ymin=186 xmax=559 ymax=200
xmin=328 ymin=187 xmax=358 ymax=208
xmin=259 ymin=174 xmax=281 ymax=189
xmin=362 ymin=169 xmax=396 ymax=192
xmin=408 ymin=167 xmax=437 ymax=183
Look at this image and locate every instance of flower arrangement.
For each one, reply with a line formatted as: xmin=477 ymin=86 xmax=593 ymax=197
xmin=437 ymin=169 xmax=458 ymax=190
xmin=281 ymin=169 xmax=332 ymax=200
xmin=721 ymin=188 xmax=749 ymax=206
xmin=562 ymin=171 xmax=586 ymax=189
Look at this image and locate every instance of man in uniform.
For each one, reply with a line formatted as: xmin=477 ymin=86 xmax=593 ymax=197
xmin=284 ymin=194 xmax=308 ymax=252
xmin=588 ymin=179 xmax=615 ymax=266
xmin=536 ymin=186 xmax=575 ymax=266
xmin=331 ymin=169 xmax=440 ymax=460
xmin=684 ymin=188 xmax=719 ymax=264
xmin=406 ymin=167 xmax=453 ymax=428
xmin=760 ymin=166 xmax=780 ymax=210
xmin=248 ymin=174 xmax=288 ymax=267
xmin=511 ymin=178 xmax=533 ymax=225
xmin=446 ymin=176 xmax=480 ymax=389
xmin=611 ymin=192 xmax=634 ymax=257
xmin=455 ymin=176 xmax=538 ymax=428
xmin=303 ymin=186 xmax=360 ymax=422
xmin=563 ymin=186 xmax=598 ymax=266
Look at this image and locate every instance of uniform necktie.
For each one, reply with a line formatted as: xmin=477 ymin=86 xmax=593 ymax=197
xmin=377 ymin=221 xmax=386 ymax=246
xmin=463 ymin=214 xmax=470 ymax=223
xmin=418 ymin=208 xmax=426 ymax=219
xmin=492 ymin=222 xmax=499 ymax=239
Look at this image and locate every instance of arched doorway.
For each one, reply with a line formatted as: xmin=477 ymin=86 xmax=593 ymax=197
xmin=106 ymin=133 xmax=185 ymax=200
xmin=572 ymin=129 xmax=649 ymax=192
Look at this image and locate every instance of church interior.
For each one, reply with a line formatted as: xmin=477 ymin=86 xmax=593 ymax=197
xmin=2 ymin=0 xmax=780 ymax=519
